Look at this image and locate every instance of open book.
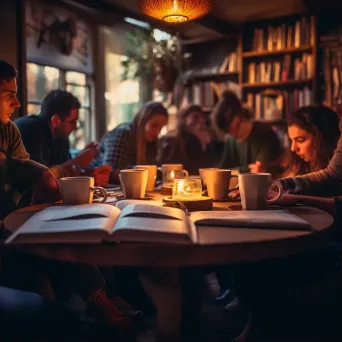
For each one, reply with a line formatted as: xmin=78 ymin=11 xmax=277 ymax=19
xmin=5 ymin=202 xmax=311 ymax=245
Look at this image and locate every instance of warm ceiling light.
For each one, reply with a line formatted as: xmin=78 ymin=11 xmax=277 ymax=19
xmin=138 ymin=0 xmax=214 ymax=23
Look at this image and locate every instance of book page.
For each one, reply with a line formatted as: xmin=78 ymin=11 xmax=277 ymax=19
xmin=109 ymin=203 xmax=197 ymax=244
xmin=6 ymin=204 xmax=121 ymax=245
xmin=116 ymin=200 xmax=162 ymax=211
xmin=190 ymin=210 xmax=311 ymax=231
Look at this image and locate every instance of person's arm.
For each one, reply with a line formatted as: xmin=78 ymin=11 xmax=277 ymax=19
xmin=8 ymin=122 xmax=29 ymax=160
xmin=274 ymin=193 xmax=337 ymax=217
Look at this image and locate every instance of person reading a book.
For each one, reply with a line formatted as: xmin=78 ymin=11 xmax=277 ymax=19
xmin=15 ymin=90 xmax=112 ymax=186
xmin=211 ymin=90 xmax=283 ymax=175
xmin=157 ymin=104 xmax=221 ymax=175
xmin=93 ymin=101 xmax=168 ymax=183
xmin=249 ymin=105 xmax=341 ymax=186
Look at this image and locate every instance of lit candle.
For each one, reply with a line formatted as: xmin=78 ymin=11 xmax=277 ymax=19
xmin=172 ymin=179 xmax=202 ymax=201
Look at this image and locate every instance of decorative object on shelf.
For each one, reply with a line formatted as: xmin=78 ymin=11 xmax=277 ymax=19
xmin=121 ymin=29 xmax=187 ymax=93
xmin=138 ymin=0 xmax=213 ymax=23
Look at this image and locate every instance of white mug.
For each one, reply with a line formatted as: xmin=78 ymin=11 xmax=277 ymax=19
xmin=238 ymin=173 xmax=283 ymax=210
xmin=134 ymin=165 xmax=157 ymax=192
xmin=59 ymin=177 xmax=108 ymax=205
xmin=120 ymin=169 xmax=148 ymax=199
xmin=158 ymin=164 xmax=189 ymax=185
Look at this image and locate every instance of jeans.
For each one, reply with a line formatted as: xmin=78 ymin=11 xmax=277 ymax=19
xmin=0 ymin=286 xmax=79 ymax=339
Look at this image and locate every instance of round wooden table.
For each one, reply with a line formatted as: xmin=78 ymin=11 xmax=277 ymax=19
xmin=3 ymin=202 xmax=334 ymax=342
xmin=3 ymin=202 xmax=334 ymax=267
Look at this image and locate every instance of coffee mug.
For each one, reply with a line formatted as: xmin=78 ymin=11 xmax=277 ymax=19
xmin=120 ymin=169 xmax=148 ymax=199
xmin=134 ymin=165 xmax=157 ymax=192
xmin=238 ymin=173 xmax=283 ymax=210
xmin=59 ymin=177 xmax=108 ymax=205
xmin=200 ymin=169 xmax=238 ymax=200
xmin=158 ymin=164 xmax=189 ymax=185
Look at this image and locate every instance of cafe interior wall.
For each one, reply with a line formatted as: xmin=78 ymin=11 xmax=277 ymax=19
xmin=0 ymin=0 xmax=26 ymax=119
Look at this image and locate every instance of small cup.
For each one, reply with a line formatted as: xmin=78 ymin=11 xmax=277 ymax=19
xmin=172 ymin=179 xmax=203 ymax=201
xmin=59 ymin=177 xmax=108 ymax=205
xmin=238 ymin=173 xmax=283 ymax=210
xmin=120 ymin=169 xmax=148 ymax=199
xmin=134 ymin=165 xmax=157 ymax=192
xmin=201 ymin=169 xmax=238 ymax=200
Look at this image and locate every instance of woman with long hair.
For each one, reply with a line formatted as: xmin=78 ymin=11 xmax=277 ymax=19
xmin=250 ymin=105 xmax=341 ymax=182
xmin=95 ymin=101 xmax=168 ymax=182
xmin=158 ymin=104 xmax=219 ymax=175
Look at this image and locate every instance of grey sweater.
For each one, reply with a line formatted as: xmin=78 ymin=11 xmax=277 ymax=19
xmin=0 ymin=120 xmax=29 ymax=160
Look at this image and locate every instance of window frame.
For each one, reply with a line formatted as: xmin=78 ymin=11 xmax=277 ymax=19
xmin=26 ymin=61 xmax=94 ymax=148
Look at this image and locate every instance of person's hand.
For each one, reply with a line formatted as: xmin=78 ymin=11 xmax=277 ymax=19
xmin=32 ymin=169 xmax=61 ymax=204
xmin=84 ymin=142 xmax=100 ymax=156
xmin=86 ymin=165 xmax=112 ymax=187
xmin=248 ymin=161 xmax=265 ymax=173
xmin=72 ymin=144 xmax=99 ymax=169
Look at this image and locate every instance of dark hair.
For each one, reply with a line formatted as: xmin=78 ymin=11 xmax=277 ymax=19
xmin=176 ymin=104 xmax=205 ymax=134
xmin=39 ymin=90 xmax=81 ymax=120
xmin=133 ymin=101 xmax=168 ymax=164
xmin=287 ymin=105 xmax=340 ymax=175
xmin=0 ymin=60 xmax=17 ymax=84
xmin=211 ymin=90 xmax=250 ymax=132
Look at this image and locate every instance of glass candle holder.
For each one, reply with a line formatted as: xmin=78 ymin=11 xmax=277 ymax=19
xmin=172 ymin=179 xmax=203 ymax=201
xmin=163 ymin=170 xmax=188 ymax=187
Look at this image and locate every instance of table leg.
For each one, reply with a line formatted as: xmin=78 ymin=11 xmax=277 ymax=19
xmin=140 ymin=268 xmax=182 ymax=342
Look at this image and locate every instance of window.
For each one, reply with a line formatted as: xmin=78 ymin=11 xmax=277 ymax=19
xmin=104 ymin=53 xmax=141 ymax=131
xmin=26 ymin=63 xmax=92 ymax=150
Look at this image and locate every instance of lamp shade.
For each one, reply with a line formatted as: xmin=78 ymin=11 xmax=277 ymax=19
xmin=138 ymin=0 xmax=214 ymax=23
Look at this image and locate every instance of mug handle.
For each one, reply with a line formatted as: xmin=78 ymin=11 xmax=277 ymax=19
xmin=266 ymin=181 xmax=283 ymax=203
xmin=228 ymin=175 xmax=239 ymax=191
xmin=92 ymin=187 xmax=108 ymax=203
xmin=182 ymin=170 xmax=189 ymax=178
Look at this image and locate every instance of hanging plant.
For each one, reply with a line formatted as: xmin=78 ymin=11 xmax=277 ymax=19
xmin=121 ymin=28 xmax=186 ymax=92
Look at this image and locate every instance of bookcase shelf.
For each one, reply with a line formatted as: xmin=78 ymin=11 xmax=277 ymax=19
xmin=191 ymin=71 xmax=239 ymax=81
xmin=242 ymin=79 xmax=313 ymax=89
xmin=242 ymin=45 xmax=313 ymax=58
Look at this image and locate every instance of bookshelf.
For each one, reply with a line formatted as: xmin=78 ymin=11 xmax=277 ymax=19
xmin=174 ymin=14 xmax=320 ymax=125
xmin=173 ymin=36 xmax=241 ymax=110
xmin=241 ymin=15 xmax=318 ymax=122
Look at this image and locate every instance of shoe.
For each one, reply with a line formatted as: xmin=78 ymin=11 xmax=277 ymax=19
xmin=87 ymin=289 xmax=132 ymax=328
xmin=223 ymin=296 xmax=239 ymax=312
xmin=113 ymin=296 xmax=144 ymax=319
xmin=215 ymin=289 xmax=233 ymax=304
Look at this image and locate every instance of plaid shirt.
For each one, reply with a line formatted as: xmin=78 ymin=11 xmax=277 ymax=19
xmin=93 ymin=122 xmax=136 ymax=171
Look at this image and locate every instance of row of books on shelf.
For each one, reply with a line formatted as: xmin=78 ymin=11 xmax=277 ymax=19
xmin=220 ymin=52 xmax=238 ymax=73
xmin=246 ymin=53 xmax=313 ymax=84
xmin=246 ymin=87 xmax=313 ymax=121
xmin=251 ymin=17 xmax=313 ymax=52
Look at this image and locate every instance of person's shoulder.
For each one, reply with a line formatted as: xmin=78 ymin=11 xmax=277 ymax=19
xmin=15 ymin=115 xmax=43 ymax=132
xmin=253 ymin=121 xmax=278 ymax=136
xmin=106 ymin=122 xmax=134 ymax=139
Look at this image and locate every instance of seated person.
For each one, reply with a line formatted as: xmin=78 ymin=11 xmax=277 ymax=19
xmin=0 ymin=60 xmax=138 ymax=329
xmin=158 ymin=104 xmax=219 ymax=175
xmin=93 ymin=101 xmax=168 ymax=183
xmin=211 ymin=90 xmax=283 ymax=174
xmin=15 ymin=90 xmax=111 ymax=186
xmin=250 ymin=105 xmax=341 ymax=183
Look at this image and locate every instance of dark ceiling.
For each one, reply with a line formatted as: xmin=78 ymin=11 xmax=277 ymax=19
xmin=73 ymin=0 xmax=342 ymax=39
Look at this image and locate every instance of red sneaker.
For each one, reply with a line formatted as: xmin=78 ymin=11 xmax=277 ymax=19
xmin=88 ymin=289 xmax=132 ymax=328
xmin=113 ymin=296 xmax=144 ymax=318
